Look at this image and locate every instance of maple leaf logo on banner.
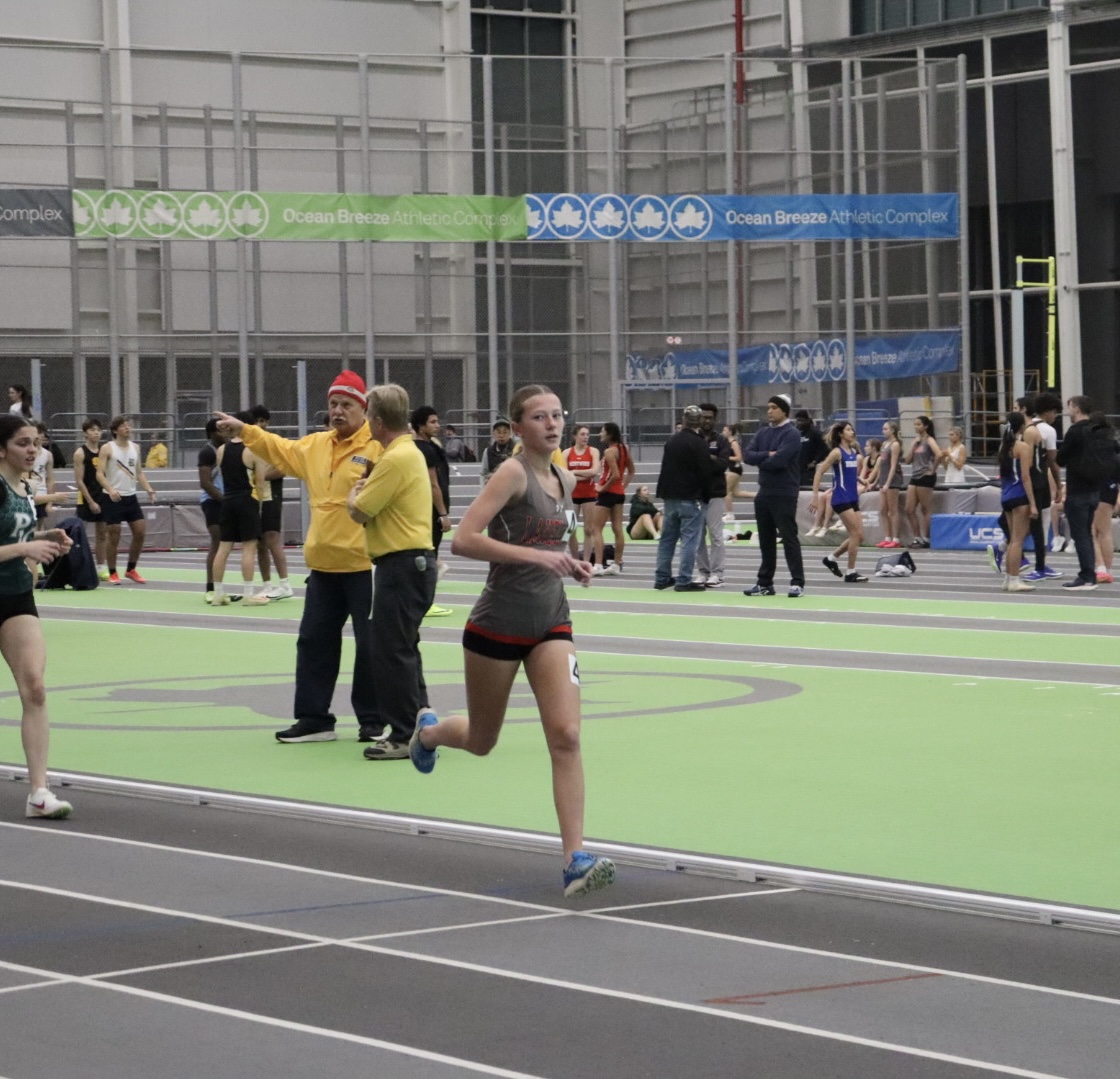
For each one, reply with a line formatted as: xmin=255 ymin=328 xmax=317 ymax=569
xmin=672 ymin=200 xmax=708 ymax=236
xmin=550 ymin=198 xmax=585 ymax=234
xmin=631 ymin=197 xmax=669 ymax=240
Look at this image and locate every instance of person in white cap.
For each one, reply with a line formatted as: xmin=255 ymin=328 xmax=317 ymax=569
xmin=216 ymin=371 xmax=386 ymax=743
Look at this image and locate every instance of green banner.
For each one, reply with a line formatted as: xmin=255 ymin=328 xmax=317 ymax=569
xmin=72 ymin=190 xmax=526 ymax=241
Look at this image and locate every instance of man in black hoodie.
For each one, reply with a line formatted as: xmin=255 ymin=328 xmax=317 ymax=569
xmin=654 ymin=405 xmax=713 ymax=592
xmin=1056 ymin=395 xmax=1101 ymax=590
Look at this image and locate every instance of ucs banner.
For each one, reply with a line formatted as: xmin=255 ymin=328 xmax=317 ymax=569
xmin=624 ymin=331 xmax=961 ymax=386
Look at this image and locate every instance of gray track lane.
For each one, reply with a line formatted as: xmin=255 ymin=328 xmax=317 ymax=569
xmin=2 ymin=792 xmax=1120 ymax=1079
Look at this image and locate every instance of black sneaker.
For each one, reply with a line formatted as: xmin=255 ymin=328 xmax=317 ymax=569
xmin=822 ymin=556 xmax=843 ymax=578
xmin=743 ymin=584 xmax=775 ymax=596
xmin=674 ymin=581 xmax=706 ymax=592
xmin=363 ymin=740 xmax=410 ymax=761
xmin=276 ymin=722 xmax=336 ymax=743
xmin=358 ymin=725 xmax=388 ymax=743
xmin=844 ymin=571 xmax=868 ymax=583
xmin=653 ymin=580 xmax=674 ymax=590
xmin=1062 ymin=578 xmax=1098 ymax=591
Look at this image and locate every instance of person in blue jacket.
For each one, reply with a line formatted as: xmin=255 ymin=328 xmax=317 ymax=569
xmin=742 ymin=394 xmax=805 ymax=598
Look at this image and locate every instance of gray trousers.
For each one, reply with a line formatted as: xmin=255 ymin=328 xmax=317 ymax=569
xmin=694 ymin=498 xmax=726 ymax=578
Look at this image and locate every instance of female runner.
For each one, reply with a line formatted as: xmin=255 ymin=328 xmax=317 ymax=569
xmin=875 ymin=420 xmax=905 ymax=548
xmin=810 ymin=422 xmax=868 ymax=583
xmin=584 ymin=421 xmax=634 ymax=576
xmin=904 ymin=415 xmax=942 ymax=547
xmin=997 ymin=411 xmax=1038 ymax=592
xmin=563 ymin=423 xmax=599 ymax=560
xmin=0 ymin=414 xmax=74 ymax=817
xmin=408 ymin=385 xmax=615 ymax=898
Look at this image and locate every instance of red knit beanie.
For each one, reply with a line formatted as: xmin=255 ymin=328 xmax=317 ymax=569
xmin=328 ymin=370 xmax=367 ymax=407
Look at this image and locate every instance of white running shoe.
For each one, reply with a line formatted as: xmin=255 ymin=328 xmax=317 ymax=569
xmin=242 ymin=592 xmax=271 ymax=606
xmin=600 ymin=563 xmax=621 ymax=576
xmin=26 ymin=787 xmax=73 ymax=819
xmin=1004 ymin=576 xmax=1036 ymax=593
xmin=263 ymin=582 xmax=294 ymax=600
xmin=706 ymin=574 xmax=723 ymax=587
xmin=591 ymin=564 xmax=606 ymax=576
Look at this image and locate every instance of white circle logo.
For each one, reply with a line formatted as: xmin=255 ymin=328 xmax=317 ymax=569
xmin=630 ymin=196 xmax=670 ymax=241
xmin=586 ymin=194 xmax=629 ymax=240
xmin=136 ymin=192 xmax=183 ymax=238
xmin=668 ymin=195 xmax=713 ymax=240
xmin=544 ymin=193 xmax=588 ymax=239
xmin=228 ymin=191 xmax=269 ymax=238
xmin=181 ymin=192 xmax=228 ymax=239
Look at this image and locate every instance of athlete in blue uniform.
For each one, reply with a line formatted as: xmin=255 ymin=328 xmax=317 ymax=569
xmin=811 ymin=422 xmax=868 ymax=583
xmin=998 ymin=412 xmax=1039 ymax=593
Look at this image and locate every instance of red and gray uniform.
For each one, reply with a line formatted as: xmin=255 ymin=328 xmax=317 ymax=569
xmin=465 ymin=458 xmax=576 ymax=650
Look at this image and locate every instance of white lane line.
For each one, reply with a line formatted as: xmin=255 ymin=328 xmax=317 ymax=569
xmin=594 ymin=887 xmax=801 ymax=913
xmin=325 ymin=940 xmax=1079 ymax=1079
xmin=2 ymin=826 xmax=1118 ymax=1009
xmin=0 ymin=822 xmax=559 ymax=915
xmin=0 ymin=896 xmax=1082 ymax=1079
xmin=0 ymin=961 xmax=547 ymax=1079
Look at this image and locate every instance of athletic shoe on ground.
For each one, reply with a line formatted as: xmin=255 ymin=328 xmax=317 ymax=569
xmin=826 ymin=521 xmax=845 ymax=532
xmin=743 ymin=584 xmax=775 ymax=596
xmin=843 ymin=571 xmax=868 ymax=583
xmin=1004 ymin=576 xmax=1035 ymax=593
xmin=563 ymin=851 xmax=616 ymax=898
xmin=909 ymin=537 xmax=930 ymax=548
xmin=242 ymin=592 xmax=271 ymax=606
xmin=125 ymin=569 xmax=147 ymax=584
xmin=25 ymin=787 xmax=72 ymax=819
xmin=674 ymin=581 xmax=705 ymax=592
xmin=1062 ymin=577 xmax=1097 ymax=591
xmin=822 ymin=555 xmax=842 ymax=578
xmin=275 ymin=723 xmax=336 ymax=743
xmin=1051 ymin=536 xmax=1068 ymax=553
xmin=229 ymin=594 xmax=243 ymax=603
xmin=204 ymin=590 xmax=215 ymax=605
xmin=600 ymin=563 xmax=621 ymax=576
xmin=425 ymin=604 xmax=453 ymax=617
xmin=787 ymin=585 xmax=804 ymax=598
xmin=363 ymin=739 xmax=410 ymax=761
xmin=986 ymin=545 xmax=1003 ymax=574
xmin=705 ymin=575 xmax=723 ymax=587
xmin=410 ymin=707 xmax=439 ymax=774
xmin=358 ymin=724 xmax=388 ymax=743
xmin=108 ymin=571 xmax=121 ymax=585
xmin=1022 ymin=570 xmax=1045 ymax=583
xmin=653 ymin=580 xmax=674 ymax=590
xmin=97 ymin=567 xmax=110 ymax=581
xmin=1040 ymin=566 xmax=1063 ymax=580
xmin=882 ymin=539 xmax=901 ymax=549
xmin=590 ymin=564 xmax=606 ymax=576
xmin=211 ymin=593 xmax=231 ymax=606
xmin=1097 ymin=571 xmax=1114 ymax=584
xmin=263 ymin=582 xmax=294 ymax=600
xmin=875 ymin=539 xmax=893 ymax=548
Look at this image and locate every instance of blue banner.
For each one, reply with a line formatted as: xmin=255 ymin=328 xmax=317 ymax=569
xmin=528 ymin=193 xmax=958 ymax=242
xmin=625 ymin=331 xmax=960 ymax=386
xmin=930 ymin=514 xmax=1035 ymax=551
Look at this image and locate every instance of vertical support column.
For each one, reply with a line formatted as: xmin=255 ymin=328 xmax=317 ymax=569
xmin=1010 ymin=289 xmax=1025 ymax=404
xmin=100 ymin=49 xmax=122 ymax=419
xmin=66 ymin=101 xmax=86 ymax=420
xmin=724 ymin=53 xmax=738 ymax=412
xmin=563 ymin=5 xmax=580 ymax=415
xmin=605 ymin=57 xmax=622 ymax=420
xmin=336 ymin=115 xmax=351 ymax=370
xmin=1047 ymin=1 xmax=1082 ymax=399
xmin=203 ymin=105 xmax=221 ymax=408
xmin=249 ymin=111 xmax=264 ymax=400
xmin=842 ymin=61 xmax=857 ymax=423
xmin=296 ymin=359 xmax=309 ymax=536
xmin=982 ymin=38 xmax=1006 ymax=420
xmin=358 ymin=56 xmax=377 ymax=387
xmin=420 ymin=119 xmax=436 ymax=405
xmin=958 ymin=54 xmax=973 ymax=444
xmin=158 ymin=102 xmax=176 ymax=430
xmin=918 ymin=54 xmax=941 ymax=398
xmin=231 ymin=53 xmax=250 ymax=407
xmin=500 ymin=123 xmax=514 ymax=407
xmin=483 ymin=55 xmax=500 ymax=419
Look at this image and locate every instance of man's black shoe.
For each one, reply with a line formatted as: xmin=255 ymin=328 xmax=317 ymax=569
xmin=358 ymin=725 xmax=388 ymax=743
xmin=674 ymin=582 xmax=706 ymax=592
xmin=276 ymin=723 xmax=336 ymax=743
xmin=653 ymin=580 xmax=674 ymax=590
xmin=743 ymin=584 xmax=776 ymax=596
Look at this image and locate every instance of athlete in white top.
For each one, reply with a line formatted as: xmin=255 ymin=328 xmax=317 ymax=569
xmin=95 ymin=416 xmax=156 ymax=584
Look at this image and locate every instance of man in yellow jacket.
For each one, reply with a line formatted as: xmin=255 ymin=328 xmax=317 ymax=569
xmin=216 ymin=370 xmax=384 ymax=743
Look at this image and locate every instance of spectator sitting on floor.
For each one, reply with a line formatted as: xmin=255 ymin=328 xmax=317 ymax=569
xmin=628 ymin=484 xmax=662 ymax=541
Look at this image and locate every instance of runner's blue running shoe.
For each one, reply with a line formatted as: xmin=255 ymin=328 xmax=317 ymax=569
xmin=409 ymin=708 xmax=439 ymax=774
xmin=563 ymin=852 xmax=616 ymax=898
xmin=986 ymin=544 xmax=1003 ymax=574
xmin=1040 ymin=566 xmax=1063 ymax=579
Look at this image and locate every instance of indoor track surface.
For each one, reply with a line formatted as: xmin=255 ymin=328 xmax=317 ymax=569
xmin=2 ymin=538 xmax=1119 ymax=1078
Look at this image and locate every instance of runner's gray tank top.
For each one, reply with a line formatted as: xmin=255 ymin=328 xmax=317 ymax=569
xmin=467 ymin=457 xmax=576 ymax=640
